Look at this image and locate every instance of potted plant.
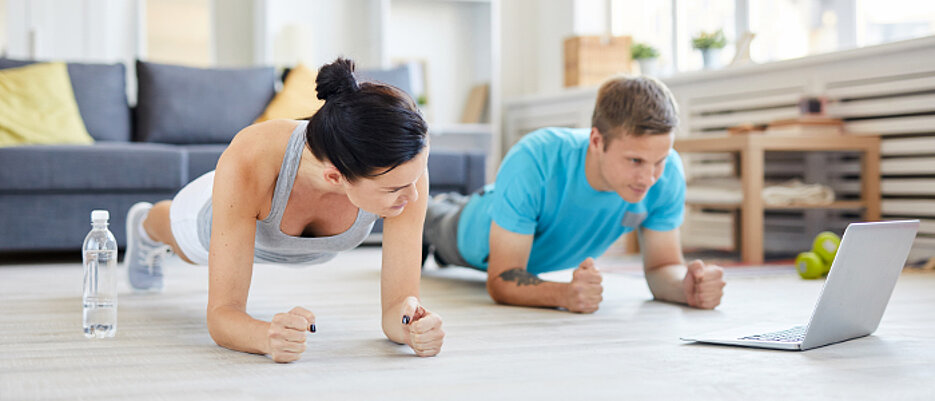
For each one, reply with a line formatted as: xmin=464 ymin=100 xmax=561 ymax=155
xmin=691 ymin=29 xmax=727 ymax=69
xmin=631 ymin=42 xmax=660 ymax=76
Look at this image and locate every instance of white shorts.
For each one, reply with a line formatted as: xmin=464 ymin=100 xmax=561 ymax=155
xmin=169 ymin=171 xmax=214 ymax=265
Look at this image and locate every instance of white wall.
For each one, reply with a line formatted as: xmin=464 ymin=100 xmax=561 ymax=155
xmin=499 ymin=0 xmax=575 ymax=100
xmin=0 ymin=0 xmax=7 ymax=55
xmin=146 ymin=0 xmax=213 ymax=66
xmin=389 ymin=0 xmax=491 ymax=124
xmin=573 ymin=0 xmax=610 ymax=35
xmin=213 ymin=0 xmax=254 ymax=67
xmin=536 ymin=2 xmax=576 ymax=96
xmin=499 ymin=0 xmax=536 ymax=100
xmin=257 ymin=0 xmax=380 ymax=68
xmin=5 ymin=0 xmax=138 ymax=63
xmin=5 ymin=0 xmax=141 ymax=100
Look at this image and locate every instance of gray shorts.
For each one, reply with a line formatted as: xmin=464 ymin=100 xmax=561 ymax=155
xmin=423 ymin=192 xmax=473 ymax=267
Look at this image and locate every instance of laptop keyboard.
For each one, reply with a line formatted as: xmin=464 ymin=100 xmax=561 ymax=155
xmin=740 ymin=325 xmax=807 ymax=342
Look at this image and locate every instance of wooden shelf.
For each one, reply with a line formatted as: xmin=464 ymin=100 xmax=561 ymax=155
xmin=675 ymin=134 xmax=881 ymax=264
xmin=674 ymin=134 xmax=881 ymax=153
xmin=688 ymin=200 xmax=866 ymax=210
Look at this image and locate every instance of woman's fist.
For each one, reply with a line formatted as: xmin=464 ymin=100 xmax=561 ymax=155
xmin=401 ymin=297 xmax=444 ymax=357
xmin=268 ymin=306 xmax=315 ymax=363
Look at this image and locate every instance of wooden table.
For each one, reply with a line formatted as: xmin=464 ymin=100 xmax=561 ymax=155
xmin=675 ymin=134 xmax=881 ymax=264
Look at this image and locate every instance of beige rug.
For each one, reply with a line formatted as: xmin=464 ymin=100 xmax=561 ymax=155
xmin=2 ymin=247 xmax=935 ymax=400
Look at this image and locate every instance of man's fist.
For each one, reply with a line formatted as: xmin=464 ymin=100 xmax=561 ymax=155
xmin=564 ymin=258 xmax=603 ymax=313
xmin=682 ymin=260 xmax=726 ymax=309
xmin=401 ymin=296 xmax=444 ymax=357
xmin=268 ymin=306 xmax=315 ymax=363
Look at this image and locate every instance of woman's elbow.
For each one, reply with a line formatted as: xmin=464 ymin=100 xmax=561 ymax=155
xmin=205 ymin=306 xmax=235 ymax=348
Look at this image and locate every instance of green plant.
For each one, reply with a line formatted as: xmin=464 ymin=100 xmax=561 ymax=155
xmin=630 ymin=43 xmax=659 ymax=60
xmin=691 ymin=29 xmax=727 ymax=50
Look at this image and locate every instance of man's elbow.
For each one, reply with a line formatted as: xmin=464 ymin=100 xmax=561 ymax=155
xmin=485 ymin=278 xmax=512 ymax=305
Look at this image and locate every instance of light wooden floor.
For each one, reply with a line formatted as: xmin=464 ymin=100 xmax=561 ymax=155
xmin=2 ymin=247 xmax=934 ymax=400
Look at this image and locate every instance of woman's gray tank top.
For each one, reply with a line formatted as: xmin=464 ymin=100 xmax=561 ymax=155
xmin=196 ymin=120 xmax=378 ymax=264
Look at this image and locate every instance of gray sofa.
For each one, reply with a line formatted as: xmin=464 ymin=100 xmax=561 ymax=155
xmin=0 ymin=59 xmax=485 ymax=253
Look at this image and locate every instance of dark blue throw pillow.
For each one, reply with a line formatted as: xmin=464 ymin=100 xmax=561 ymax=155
xmin=0 ymin=58 xmax=131 ymax=142
xmin=135 ymin=60 xmax=275 ymax=144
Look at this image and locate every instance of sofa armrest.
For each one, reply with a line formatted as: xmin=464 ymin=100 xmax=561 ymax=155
xmin=464 ymin=152 xmax=486 ymax=194
xmin=426 ymin=150 xmax=487 ymax=195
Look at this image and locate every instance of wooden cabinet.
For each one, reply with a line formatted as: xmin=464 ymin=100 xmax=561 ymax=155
xmin=675 ymin=134 xmax=881 ymax=264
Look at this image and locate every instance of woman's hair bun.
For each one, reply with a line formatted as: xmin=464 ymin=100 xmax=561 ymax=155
xmin=316 ymin=57 xmax=360 ymax=101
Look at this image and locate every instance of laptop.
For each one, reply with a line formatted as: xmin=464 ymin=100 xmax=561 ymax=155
xmin=680 ymin=220 xmax=920 ymax=351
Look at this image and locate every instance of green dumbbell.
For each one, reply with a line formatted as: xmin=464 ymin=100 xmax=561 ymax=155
xmin=795 ymin=251 xmax=825 ymax=279
xmin=795 ymin=231 xmax=842 ymax=279
xmin=812 ymin=231 xmax=841 ymax=274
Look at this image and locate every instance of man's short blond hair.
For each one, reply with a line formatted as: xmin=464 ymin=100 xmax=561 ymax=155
xmin=591 ymin=76 xmax=679 ymax=144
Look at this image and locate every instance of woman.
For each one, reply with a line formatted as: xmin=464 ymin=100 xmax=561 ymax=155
xmin=123 ymin=58 xmax=444 ymax=362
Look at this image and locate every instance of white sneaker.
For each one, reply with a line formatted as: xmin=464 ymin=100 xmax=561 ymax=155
xmin=124 ymin=202 xmax=172 ymax=292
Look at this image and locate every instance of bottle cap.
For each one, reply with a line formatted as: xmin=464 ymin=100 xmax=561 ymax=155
xmin=91 ymin=210 xmax=109 ymax=222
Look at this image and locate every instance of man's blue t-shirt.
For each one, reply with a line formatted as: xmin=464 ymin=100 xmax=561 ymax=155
xmin=456 ymin=127 xmax=686 ymax=274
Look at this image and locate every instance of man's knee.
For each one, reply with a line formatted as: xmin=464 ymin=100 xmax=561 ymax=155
xmin=424 ymin=196 xmax=456 ymax=237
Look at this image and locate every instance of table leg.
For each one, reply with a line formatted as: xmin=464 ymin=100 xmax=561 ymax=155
xmin=741 ymin=146 xmax=765 ymax=264
xmin=862 ymin=140 xmax=882 ymax=221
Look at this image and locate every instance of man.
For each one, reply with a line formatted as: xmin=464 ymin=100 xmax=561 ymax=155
xmin=423 ymin=75 xmax=725 ymax=312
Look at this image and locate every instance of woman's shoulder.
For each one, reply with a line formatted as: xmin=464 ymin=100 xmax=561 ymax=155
xmin=223 ymin=120 xmax=299 ymax=160
xmin=217 ymin=119 xmax=301 ymax=181
xmin=232 ymin=119 xmax=302 ymax=148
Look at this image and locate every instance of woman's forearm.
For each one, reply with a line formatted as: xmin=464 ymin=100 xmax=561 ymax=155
xmin=381 ymin=300 xmax=410 ymax=346
xmin=207 ymin=305 xmax=271 ymax=355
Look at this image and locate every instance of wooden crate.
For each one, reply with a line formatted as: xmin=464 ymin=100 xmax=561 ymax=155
xmin=564 ymin=35 xmax=632 ymax=87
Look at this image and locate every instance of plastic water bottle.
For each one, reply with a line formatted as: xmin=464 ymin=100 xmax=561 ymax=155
xmin=82 ymin=210 xmax=118 ymax=338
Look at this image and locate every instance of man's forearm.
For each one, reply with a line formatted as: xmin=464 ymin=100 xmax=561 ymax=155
xmin=644 ymin=264 xmax=688 ymax=304
xmin=487 ymin=268 xmax=568 ymax=308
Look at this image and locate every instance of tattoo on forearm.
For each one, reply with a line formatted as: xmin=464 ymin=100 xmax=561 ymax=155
xmin=499 ymin=268 xmax=544 ymax=286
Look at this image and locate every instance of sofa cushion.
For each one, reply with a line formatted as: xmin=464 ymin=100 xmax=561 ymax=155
xmin=426 ymin=151 xmax=486 ymax=194
xmin=0 ymin=58 xmax=131 ymax=142
xmin=255 ymin=63 xmax=324 ymax=123
xmin=0 ymin=62 xmax=94 ymax=147
xmin=180 ymin=144 xmax=228 ymax=182
xmin=0 ymin=143 xmax=185 ymax=191
xmin=136 ymin=60 xmax=275 ymax=144
xmin=0 ymin=192 xmax=180 ymax=252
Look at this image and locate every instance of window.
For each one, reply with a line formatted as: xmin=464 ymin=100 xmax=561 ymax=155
xmin=675 ymin=0 xmax=735 ymax=72
xmin=612 ymin=0 xmax=737 ymax=73
xmin=857 ymin=0 xmax=935 ymax=47
xmin=611 ymin=0 xmax=935 ymax=75
xmin=611 ymin=0 xmax=674 ymax=74
xmin=748 ymin=0 xmax=813 ymax=63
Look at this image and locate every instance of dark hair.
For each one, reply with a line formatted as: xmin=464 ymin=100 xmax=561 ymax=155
xmin=307 ymin=57 xmax=428 ymax=182
xmin=591 ymin=75 xmax=679 ymax=146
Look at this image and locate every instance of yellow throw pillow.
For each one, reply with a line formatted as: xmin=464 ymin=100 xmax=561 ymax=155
xmin=0 ymin=62 xmax=93 ymax=147
xmin=255 ymin=63 xmax=325 ymax=123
